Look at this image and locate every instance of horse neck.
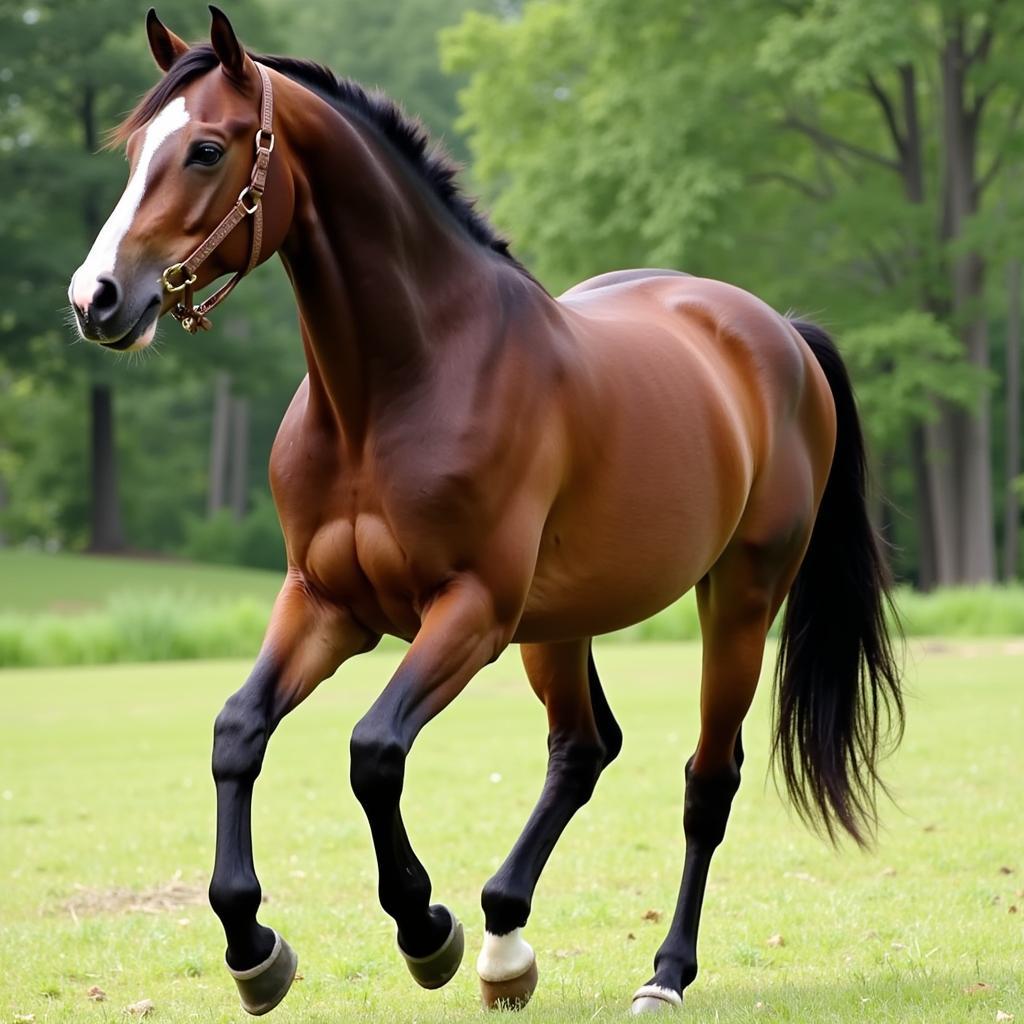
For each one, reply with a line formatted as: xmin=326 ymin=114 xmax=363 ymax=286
xmin=275 ymin=89 xmax=507 ymax=446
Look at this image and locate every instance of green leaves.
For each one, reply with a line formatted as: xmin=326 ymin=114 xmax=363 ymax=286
xmin=841 ymin=311 xmax=990 ymax=449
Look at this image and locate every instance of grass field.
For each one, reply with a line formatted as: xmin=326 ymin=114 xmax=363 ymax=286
xmin=0 ymin=551 xmax=282 ymax=614
xmin=1 ymin=642 xmax=1021 ymax=1023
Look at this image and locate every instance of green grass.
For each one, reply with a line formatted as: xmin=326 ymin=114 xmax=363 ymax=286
xmin=3 ymin=552 xmax=1024 ymax=668
xmin=1 ymin=642 xmax=1021 ymax=1022
xmin=0 ymin=550 xmax=282 ymax=614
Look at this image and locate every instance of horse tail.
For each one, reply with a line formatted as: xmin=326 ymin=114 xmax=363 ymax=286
xmin=773 ymin=319 xmax=904 ymax=847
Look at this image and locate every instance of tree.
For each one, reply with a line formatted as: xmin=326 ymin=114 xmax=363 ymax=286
xmin=443 ymin=0 xmax=1024 ymax=585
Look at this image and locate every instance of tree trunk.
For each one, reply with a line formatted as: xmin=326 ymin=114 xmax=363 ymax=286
xmin=910 ymin=426 xmax=936 ymax=589
xmin=230 ymin=397 xmax=249 ymax=522
xmin=1004 ymin=258 xmax=1022 ymax=580
xmin=208 ymin=372 xmax=231 ymax=517
xmin=88 ymin=383 xmax=125 ymax=552
xmin=936 ymin=25 xmax=995 ymax=582
xmin=81 ymin=84 xmax=126 ymax=553
xmin=0 ymin=467 xmax=7 ymax=548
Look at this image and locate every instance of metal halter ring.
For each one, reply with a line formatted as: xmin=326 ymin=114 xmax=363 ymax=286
xmin=161 ymin=262 xmax=197 ymax=293
xmin=254 ymin=128 xmax=275 ymax=153
xmin=238 ymin=185 xmax=262 ymax=215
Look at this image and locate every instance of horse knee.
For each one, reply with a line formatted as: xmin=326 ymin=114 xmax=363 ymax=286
xmin=212 ymin=695 xmax=269 ymax=783
xmin=349 ymin=718 xmax=406 ymax=807
xmin=682 ymin=756 xmax=741 ymax=848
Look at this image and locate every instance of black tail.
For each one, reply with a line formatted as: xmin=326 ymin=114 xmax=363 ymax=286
xmin=774 ymin=319 xmax=904 ymax=847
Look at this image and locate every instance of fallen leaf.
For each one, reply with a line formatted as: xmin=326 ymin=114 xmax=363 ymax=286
xmin=626 ymin=932 xmax=636 ymax=941
xmin=965 ymin=982 xmax=991 ymax=994
xmin=125 ymin=998 xmax=154 ymax=1017
xmin=998 ymin=867 xmax=1015 ymax=875
xmin=922 ymin=824 xmax=937 ymax=832
xmin=1010 ymin=906 xmax=1019 ymax=915
xmin=995 ymin=1013 xmax=1014 ymax=1023
xmin=767 ymin=933 xmax=785 ymax=948
xmin=642 ymin=909 xmax=662 ymax=923
xmin=881 ymin=867 xmax=897 ymax=877
xmin=87 ymin=985 xmax=107 ymax=1001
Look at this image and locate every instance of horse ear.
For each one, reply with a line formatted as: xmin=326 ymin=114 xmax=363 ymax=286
xmin=209 ymin=5 xmax=249 ymax=83
xmin=146 ymin=9 xmax=188 ymax=72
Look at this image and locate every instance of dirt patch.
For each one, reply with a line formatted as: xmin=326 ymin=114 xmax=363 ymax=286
xmin=63 ymin=874 xmax=207 ymax=917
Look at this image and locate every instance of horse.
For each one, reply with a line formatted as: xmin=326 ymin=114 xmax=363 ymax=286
xmin=68 ymin=8 xmax=903 ymax=1016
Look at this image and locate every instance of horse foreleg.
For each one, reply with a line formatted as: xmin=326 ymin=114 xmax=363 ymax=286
xmin=477 ymin=640 xmax=621 ymax=1009
xmin=209 ymin=581 xmax=373 ymax=1015
xmin=349 ymin=575 xmax=507 ymax=991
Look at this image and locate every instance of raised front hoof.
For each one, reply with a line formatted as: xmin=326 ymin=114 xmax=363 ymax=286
xmin=226 ymin=931 xmax=298 ymax=1016
xmin=399 ymin=905 xmax=464 ymax=990
xmin=630 ymin=984 xmax=683 ymax=1015
xmin=479 ymin=958 xmax=539 ymax=1011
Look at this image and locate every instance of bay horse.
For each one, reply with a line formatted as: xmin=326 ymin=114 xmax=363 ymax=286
xmin=68 ymin=8 xmax=903 ymax=1016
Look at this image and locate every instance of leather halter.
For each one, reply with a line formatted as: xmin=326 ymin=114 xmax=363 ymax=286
xmin=161 ymin=62 xmax=275 ymax=334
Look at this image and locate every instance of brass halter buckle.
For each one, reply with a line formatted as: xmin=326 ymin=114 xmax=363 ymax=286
xmin=161 ymin=263 xmax=197 ymax=293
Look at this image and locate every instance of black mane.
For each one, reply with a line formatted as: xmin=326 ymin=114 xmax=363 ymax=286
xmin=115 ymin=45 xmax=522 ymax=269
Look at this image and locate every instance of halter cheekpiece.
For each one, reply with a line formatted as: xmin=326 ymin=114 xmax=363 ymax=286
xmin=161 ymin=62 xmax=275 ymax=334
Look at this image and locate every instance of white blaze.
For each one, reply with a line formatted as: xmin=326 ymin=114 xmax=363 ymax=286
xmin=476 ymin=929 xmax=534 ymax=983
xmin=70 ymin=96 xmax=189 ymax=310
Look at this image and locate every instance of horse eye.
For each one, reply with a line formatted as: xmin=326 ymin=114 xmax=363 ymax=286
xmin=189 ymin=142 xmax=223 ymax=167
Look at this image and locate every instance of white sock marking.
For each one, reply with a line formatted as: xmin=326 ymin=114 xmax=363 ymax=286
xmin=476 ymin=928 xmax=535 ymax=983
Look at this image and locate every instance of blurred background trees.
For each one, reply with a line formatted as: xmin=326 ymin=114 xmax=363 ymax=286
xmin=0 ymin=0 xmax=1020 ymax=588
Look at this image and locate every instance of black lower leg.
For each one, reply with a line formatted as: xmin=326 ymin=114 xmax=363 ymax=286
xmin=645 ymin=740 xmax=742 ymax=996
xmin=482 ymin=733 xmax=607 ymax=934
xmin=208 ymin=661 xmax=279 ymax=970
xmin=349 ymin=715 xmax=451 ymax=957
xmin=482 ymin=656 xmax=620 ymax=935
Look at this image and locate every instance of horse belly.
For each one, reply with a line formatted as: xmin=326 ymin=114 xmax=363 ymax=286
xmin=517 ymin=343 xmax=753 ymax=642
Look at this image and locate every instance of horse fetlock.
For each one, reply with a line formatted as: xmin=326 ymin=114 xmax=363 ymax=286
xmin=481 ymin=875 xmax=531 ymax=935
xmin=209 ymin=874 xmax=264 ymax=924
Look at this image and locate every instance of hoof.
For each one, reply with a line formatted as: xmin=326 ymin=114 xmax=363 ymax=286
xmin=226 ymin=931 xmax=298 ymax=1016
xmin=479 ymin=959 xmax=538 ymax=1010
xmin=399 ymin=904 xmax=464 ymax=990
xmin=477 ymin=928 xmax=538 ymax=1010
xmin=630 ymin=984 xmax=682 ymax=1015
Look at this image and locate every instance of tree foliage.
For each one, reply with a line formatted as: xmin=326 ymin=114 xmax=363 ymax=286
xmin=444 ymin=0 xmax=1024 ymax=584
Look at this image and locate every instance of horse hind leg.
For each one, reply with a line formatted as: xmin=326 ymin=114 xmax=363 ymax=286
xmin=631 ymin=532 xmax=805 ymax=1014
xmin=478 ymin=639 xmax=622 ymax=1009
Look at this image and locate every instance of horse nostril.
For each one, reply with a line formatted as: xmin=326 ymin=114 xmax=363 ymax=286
xmin=91 ymin=274 xmax=123 ymax=323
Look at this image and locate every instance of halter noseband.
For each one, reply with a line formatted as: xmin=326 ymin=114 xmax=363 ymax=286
xmin=161 ymin=62 xmax=275 ymax=334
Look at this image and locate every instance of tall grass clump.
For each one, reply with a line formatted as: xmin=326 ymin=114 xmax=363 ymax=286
xmin=0 ymin=590 xmax=271 ymax=668
xmin=1 ymin=585 xmax=1022 ymax=668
